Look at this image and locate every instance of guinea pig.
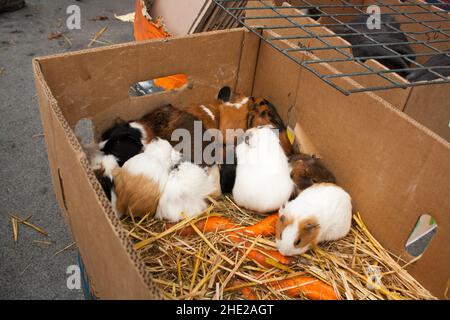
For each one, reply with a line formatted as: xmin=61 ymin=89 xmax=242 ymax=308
xmin=155 ymin=161 xmax=217 ymax=222
xmin=329 ymin=14 xmax=415 ymax=77
xmin=112 ymin=138 xmax=181 ymax=218
xmin=184 ymin=103 xmax=220 ymax=130
xmin=406 ymin=53 xmax=450 ymax=82
xmin=82 ymin=142 xmax=118 ymax=201
xmin=289 ymin=153 xmax=336 ymax=196
xmin=206 ymin=164 xmax=222 ymax=198
xmin=276 ymin=183 xmax=352 ymax=256
xmin=247 ymin=98 xmax=293 ymax=156
xmin=99 ymin=121 xmax=149 ymax=167
xmin=232 ymin=125 xmax=295 ymax=213
xmin=139 ymin=104 xmax=213 ymax=166
xmin=218 ymin=96 xmax=253 ymax=145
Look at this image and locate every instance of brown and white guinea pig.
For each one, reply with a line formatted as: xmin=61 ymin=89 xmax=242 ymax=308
xmin=184 ymin=103 xmax=220 ymax=130
xmin=247 ymin=98 xmax=293 ymax=156
xmin=112 ymin=138 xmax=181 ymax=218
xmin=218 ymin=96 xmax=253 ymax=145
xmin=155 ymin=161 xmax=218 ymax=223
xmin=99 ymin=120 xmax=152 ymax=167
xmin=138 ymin=104 xmax=213 ymax=166
xmin=276 ymin=183 xmax=352 ymax=256
xmin=289 ymin=153 xmax=336 ymax=197
xmin=232 ymin=125 xmax=295 ymax=213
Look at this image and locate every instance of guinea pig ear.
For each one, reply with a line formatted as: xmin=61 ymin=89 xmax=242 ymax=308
xmin=276 ymin=215 xmax=290 ymax=240
xmin=304 ymin=222 xmax=320 ymax=232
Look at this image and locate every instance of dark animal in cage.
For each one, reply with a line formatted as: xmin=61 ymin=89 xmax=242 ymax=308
xmin=406 ymin=53 xmax=450 ymax=82
xmin=328 ymin=14 xmax=416 ymax=78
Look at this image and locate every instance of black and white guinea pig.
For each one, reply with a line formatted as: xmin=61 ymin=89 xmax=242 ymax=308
xmin=289 ymin=153 xmax=336 ymax=196
xmin=276 ymin=183 xmax=352 ymax=256
xmin=232 ymin=125 xmax=295 ymax=213
xmin=329 ymin=14 xmax=415 ymax=77
xmin=247 ymin=98 xmax=293 ymax=156
xmin=406 ymin=53 xmax=450 ymax=82
xmin=99 ymin=120 xmax=150 ymax=167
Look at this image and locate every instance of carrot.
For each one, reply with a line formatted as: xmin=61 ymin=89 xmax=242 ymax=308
xmin=165 ymin=214 xmax=292 ymax=268
xmin=240 ymin=214 xmax=278 ymax=237
xmin=240 ymin=287 xmax=258 ymax=300
xmin=226 ymin=232 xmax=292 ymax=268
xmin=269 ymin=276 xmax=339 ymax=300
xmin=167 ymin=216 xmax=236 ymax=236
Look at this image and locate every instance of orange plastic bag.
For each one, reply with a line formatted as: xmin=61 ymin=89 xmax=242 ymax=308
xmin=133 ymin=0 xmax=187 ymax=91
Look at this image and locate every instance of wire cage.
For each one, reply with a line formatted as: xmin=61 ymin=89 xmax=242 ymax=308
xmin=210 ymin=0 xmax=450 ymax=95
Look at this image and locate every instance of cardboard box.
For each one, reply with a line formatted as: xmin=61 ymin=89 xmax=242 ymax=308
xmin=33 ymin=28 xmax=449 ymax=299
xmin=247 ymin=0 xmax=450 ymax=141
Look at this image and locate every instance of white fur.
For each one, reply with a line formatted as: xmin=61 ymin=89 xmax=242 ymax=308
xmin=98 ymin=140 xmax=107 ymax=150
xmin=156 ymin=162 xmax=216 ymax=222
xmin=232 ymin=126 xmax=294 ymax=213
xmin=200 ymin=105 xmax=215 ymax=121
xmin=101 ymin=155 xmax=119 ymax=179
xmin=129 ymin=121 xmax=148 ymax=145
xmin=276 ymin=184 xmax=352 ymax=256
xmin=224 ymin=97 xmax=249 ymax=109
xmin=121 ymin=138 xmax=179 ymax=190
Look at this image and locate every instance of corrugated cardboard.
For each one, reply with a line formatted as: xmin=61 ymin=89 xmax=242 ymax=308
xmin=34 ymin=28 xmax=449 ymax=299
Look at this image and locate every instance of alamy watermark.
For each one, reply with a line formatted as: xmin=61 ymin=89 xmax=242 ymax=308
xmin=66 ymin=5 xmax=81 ymax=30
xmin=366 ymin=5 xmax=381 ymax=30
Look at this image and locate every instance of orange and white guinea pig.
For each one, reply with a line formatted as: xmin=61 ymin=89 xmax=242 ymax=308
xmin=276 ymin=183 xmax=352 ymax=256
xmin=218 ymin=96 xmax=253 ymax=145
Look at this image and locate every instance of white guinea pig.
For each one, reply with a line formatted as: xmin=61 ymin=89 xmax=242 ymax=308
xmin=276 ymin=183 xmax=352 ymax=256
xmin=232 ymin=125 xmax=294 ymax=213
xmin=112 ymin=138 xmax=180 ymax=218
xmin=156 ymin=161 xmax=217 ymax=223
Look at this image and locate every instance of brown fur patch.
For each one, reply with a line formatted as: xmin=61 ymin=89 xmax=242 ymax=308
xmin=140 ymin=104 xmax=212 ymax=166
xmin=289 ymin=153 xmax=336 ymax=191
xmin=185 ymin=104 xmax=220 ymax=130
xmin=112 ymin=168 xmax=161 ymax=218
xmin=276 ymin=215 xmax=293 ymax=240
xmin=296 ymin=217 xmax=320 ymax=248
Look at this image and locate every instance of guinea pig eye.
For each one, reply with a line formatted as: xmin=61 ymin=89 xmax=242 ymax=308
xmin=244 ymin=135 xmax=250 ymax=145
xmin=279 ymin=215 xmax=286 ymax=223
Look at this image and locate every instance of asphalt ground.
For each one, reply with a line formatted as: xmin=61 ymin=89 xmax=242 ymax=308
xmin=0 ymin=0 xmax=135 ymax=299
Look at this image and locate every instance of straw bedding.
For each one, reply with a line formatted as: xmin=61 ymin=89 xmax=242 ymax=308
xmin=121 ymin=195 xmax=436 ymax=300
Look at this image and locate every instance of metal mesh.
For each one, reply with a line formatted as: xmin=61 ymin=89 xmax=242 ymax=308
xmin=211 ymin=0 xmax=450 ymax=95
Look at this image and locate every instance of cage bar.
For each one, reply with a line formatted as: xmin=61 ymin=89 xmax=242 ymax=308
xmin=211 ymin=0 xmax=450 ymax=95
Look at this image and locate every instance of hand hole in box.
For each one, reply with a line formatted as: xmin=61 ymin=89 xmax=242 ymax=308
xmin=74 ymin=118 xmax=94 ymax=145
xmin=217 ymin=86 xmax=231 ymax=102
xmin=129 ymin=74 xmax=188 ymax=97
xmin=405 ymin=214 xmax=437 ymax=257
